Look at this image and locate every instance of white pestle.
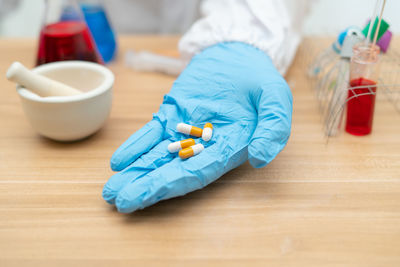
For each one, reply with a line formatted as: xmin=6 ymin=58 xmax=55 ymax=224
xmin=6 ymin=61 xmax=82 ymax=97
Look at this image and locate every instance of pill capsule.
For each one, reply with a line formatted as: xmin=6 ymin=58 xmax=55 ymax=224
xmin=179 ymin=144 xmax=204 ymax=159
xmin=176 ymin=123 xmax=203 ymax=137
xmin=167 ymin=138 xmax=195 ymax=153
xmin=202 ymin=123 xmax=213 ymax=141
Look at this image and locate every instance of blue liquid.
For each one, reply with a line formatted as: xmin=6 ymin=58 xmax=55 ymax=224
xmin=81 ymin=4 xmax=117 ymax=63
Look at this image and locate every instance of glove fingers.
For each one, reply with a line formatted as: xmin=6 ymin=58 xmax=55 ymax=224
xmin=110 ymin=118 xmax=164 ymax=171
xmin=114 ymin=143 xmax=227 ymax=213
xmin=103 ymin=139 xmax=174 ymax=204
xmin=248 ymin=83 xmax=292 ymax=168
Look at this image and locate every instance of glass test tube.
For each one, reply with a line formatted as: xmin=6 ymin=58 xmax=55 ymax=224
xmin=345 ymin=43 xmax=380 ymax=136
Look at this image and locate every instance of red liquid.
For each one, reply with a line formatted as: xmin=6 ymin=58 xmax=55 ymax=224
xmin=345 ymin=77 xmax=377 ymax=136
xmin=36 ymin=21 xmax=103 ymax=65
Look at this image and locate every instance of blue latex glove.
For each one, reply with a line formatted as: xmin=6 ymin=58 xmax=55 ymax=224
xmin=103 ymin=42 xmax=292 ymax=213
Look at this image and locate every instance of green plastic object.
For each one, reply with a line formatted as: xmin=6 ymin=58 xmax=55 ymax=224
xmin=362 ymin=17 xmax=389 ymax=42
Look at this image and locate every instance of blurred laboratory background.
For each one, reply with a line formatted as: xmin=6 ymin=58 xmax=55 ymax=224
xmin=1 ymin=0 xmax=400 ymax=38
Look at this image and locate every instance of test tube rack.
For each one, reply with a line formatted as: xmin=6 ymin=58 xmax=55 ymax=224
xmin=297 ymin=37 xmax=400 ymax=137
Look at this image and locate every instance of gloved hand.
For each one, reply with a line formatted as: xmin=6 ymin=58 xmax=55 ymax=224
xmin=103 ymin=42 xmax=292 ymax=213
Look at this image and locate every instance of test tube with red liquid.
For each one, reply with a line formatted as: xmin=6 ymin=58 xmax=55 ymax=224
xmin=36 ymin=0 xmax=103 ymax=65
xmin=345 ymin=43 xmax=380 ymax=136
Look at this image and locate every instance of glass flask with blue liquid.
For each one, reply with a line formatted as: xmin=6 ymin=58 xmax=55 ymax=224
xmin=79 ymin=0 xmax=117 ymax=63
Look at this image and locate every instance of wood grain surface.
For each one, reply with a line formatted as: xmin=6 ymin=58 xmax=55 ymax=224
xmin=0 ymin=36 xmax=399 ymax=266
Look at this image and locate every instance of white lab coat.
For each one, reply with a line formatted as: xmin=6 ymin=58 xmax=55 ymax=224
xmin=180 ymin=0 xmax=310 ymax=75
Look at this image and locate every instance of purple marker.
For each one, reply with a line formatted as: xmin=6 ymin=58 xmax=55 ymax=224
xmin=377 ymin=30 xmax=392 ymax=53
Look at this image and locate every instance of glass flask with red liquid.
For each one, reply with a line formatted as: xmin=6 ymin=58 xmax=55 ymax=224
xmin=36 ymin=0 xmax=103 ymax=65
xmin=345 ymin=43 xmax=380 ymax=136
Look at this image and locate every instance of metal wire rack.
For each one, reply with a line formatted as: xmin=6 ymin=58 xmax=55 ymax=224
xmin=298 ymin=38 xmax=400 ymax=137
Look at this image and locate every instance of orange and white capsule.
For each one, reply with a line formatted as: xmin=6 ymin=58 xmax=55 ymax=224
xmin=202 ymin=123 xmax=213 ymax=141
xmin=179 ymin=144 xmax=204 ymax=159
xmin=176 ymin=123 xmax=203 ymax=137
xmin=168 ymin=138 xmax=195 ymax=153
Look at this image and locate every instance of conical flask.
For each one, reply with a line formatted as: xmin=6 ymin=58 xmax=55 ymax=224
xmin=36 ymin=0 xmax=103 ymax=65
xmin=80 ymin=0 xmax=117 ymax=63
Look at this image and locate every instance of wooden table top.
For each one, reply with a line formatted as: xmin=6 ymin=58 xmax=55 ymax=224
xmin=0 ymin=36 xmax=399 ymax=266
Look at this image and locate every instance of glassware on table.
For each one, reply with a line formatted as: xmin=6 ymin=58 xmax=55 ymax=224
xmin=80 ymin=0 xmax=117 ymax=63
xmin=36 ymin=0 xmax=103 ymax=65
xmin=345 ymin=43 xmax=380 ymax=136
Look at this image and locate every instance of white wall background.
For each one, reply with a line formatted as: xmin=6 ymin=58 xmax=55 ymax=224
xmin=0 ymin=0 xmax=399 ymax=37
xmin=303 ymin=0 xmax=400 ymax=35
xmin=0 ymin=0 xmax=44 ymax=37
